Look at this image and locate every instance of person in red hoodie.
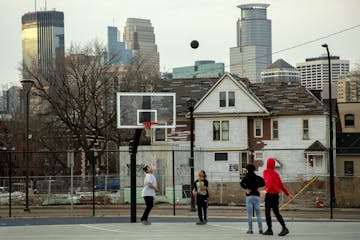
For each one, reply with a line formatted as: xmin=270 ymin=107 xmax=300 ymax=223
xmin=263 ymin=158 xmax=293 ymax=236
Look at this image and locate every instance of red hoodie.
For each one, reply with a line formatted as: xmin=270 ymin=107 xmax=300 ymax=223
xmin=263 ymin=158 xmax=289 ymax=196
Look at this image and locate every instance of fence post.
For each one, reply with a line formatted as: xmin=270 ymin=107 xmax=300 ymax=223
xmin=92 ymin=150 xmax=96 ymax=217
xmin=8 ymin=150 xmax=12 ymax=217
xmin=172 ymin=150 xmax=175 ymax=216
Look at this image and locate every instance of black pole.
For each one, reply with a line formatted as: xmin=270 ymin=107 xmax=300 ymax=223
xmin=322 ymin=44 xmax=336 ymax=219
xmin=172 ymin=150 xmax=176 ymax=216
xmin=24 ymin=89 xmax=30 ymax=212
xmin=8 ymin=150 xmax=12 ymax=217
xmin=189 ymin=105 xmax=196 ymax=212
xmin=90 ymin=151 xmax=95 ymax=217
xmin=130 ymin=129 xmax=143 ymax=223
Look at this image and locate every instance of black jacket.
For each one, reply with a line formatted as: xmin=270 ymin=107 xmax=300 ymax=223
xmin=240 ymin=173 xmax=265 ymax=196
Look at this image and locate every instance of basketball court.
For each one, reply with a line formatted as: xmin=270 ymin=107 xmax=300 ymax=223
xmin=1 ymin=217 xmax=359 ymax=240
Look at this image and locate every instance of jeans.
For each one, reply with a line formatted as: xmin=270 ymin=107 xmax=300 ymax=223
xmin=246 ymin=195 xmax=263 ymax=231
xmin=265 ymin=193 xmax=286 ymax=229
xmin=141 ymin=196 xmax=154 ymax=221
xmin=196 ymin=195 xmax=208 ymax=222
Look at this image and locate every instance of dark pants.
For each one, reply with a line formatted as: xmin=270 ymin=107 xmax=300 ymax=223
xmin=265 ymin=193 xmax=286 ymax=229
xmin=141 ymin=196 xmax=154 ymax=221
xmin=197 ymin=195 xmax=208 ymax=222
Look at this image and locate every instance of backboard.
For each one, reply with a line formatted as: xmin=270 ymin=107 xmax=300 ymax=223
xmin=117 ymin=92 xmax=176 ymax=129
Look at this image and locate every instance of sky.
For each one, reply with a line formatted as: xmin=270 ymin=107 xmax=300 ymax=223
xmin=0 ymin=0 xmax=359 ymax=89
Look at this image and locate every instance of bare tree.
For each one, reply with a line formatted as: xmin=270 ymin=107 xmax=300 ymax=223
xmin=19 ymin=40 xmax=161 ymax=175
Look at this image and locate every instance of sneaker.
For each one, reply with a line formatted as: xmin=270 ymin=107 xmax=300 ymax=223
xmin=246 ymin=230 xmax=253 ymax=234
xmin=204 ymin=219 xmax=208 ymax=224
xmin=278 ymin=227 xmax=289 ymax=236
xmin=142 ymin=220 xmax=151 ymax=225
xmin=259 ymin=230 xmax=263 ymax=234
xmin=263 ymin=229 xmax=273 ymax=235
xmin=196 ymin=220 xmax=204 ymax=225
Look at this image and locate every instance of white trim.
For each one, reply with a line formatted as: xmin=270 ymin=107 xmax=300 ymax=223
xmin=116 ymin=92 xmax=176 ymax=129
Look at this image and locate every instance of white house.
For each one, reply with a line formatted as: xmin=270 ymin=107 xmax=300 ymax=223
xmin=193 ymin=73 xmax=331 ymax=181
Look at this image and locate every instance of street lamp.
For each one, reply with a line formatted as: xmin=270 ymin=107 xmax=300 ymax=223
xmin=21 ymin=79 xmax=34 ymax=212
xmin=187 ymin=98 xmax=196 ymax=212
xmin=321 ymin=44 xmax=336 ymax=219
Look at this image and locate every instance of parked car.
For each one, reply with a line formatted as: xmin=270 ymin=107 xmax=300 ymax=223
xmin=0 ymin=186 xmax=9 ymax=194
xmin=95 ymin=176 xmax=120 ymax=191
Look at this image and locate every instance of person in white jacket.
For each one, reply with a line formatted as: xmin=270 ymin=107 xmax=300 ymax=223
xmin=141 ymin=165 xmax=159 ymax=225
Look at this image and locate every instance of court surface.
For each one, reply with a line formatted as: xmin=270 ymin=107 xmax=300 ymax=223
xmin=1 ymin=217 xmax=359 ymax=240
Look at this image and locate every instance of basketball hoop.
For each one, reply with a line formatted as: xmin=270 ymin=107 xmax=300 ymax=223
xmin=142 ymin=121 xmax=158 ymax=138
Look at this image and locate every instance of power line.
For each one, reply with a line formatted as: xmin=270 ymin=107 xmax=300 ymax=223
xmin=228 ymin=24 xmax=360 ymax=68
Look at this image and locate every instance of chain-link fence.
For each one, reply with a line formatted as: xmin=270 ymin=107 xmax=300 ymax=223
xmin=0 ymin=148 xmax=359 ymax=218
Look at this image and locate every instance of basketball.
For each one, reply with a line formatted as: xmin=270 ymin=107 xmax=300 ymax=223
xmin=190 ymin=40 xmax=199 ymax=49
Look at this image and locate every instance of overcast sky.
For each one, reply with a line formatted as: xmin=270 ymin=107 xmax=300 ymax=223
xmin=0 ymin=0 xmax=359 ymax=88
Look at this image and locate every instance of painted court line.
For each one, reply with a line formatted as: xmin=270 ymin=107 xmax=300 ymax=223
xmin=207 ymin=223 xmax=245 ymax=231
xmin=80 ymin=224 xmax=128 ymax=233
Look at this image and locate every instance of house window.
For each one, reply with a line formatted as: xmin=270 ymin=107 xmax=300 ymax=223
xmin=154 ymin=128 xmax=166 ymax=142
xmin=308 ymin=155 xmax=323 ymax=168
xmin=213 ymin=120 xmax=229 ymax=141
xmin=228 ymin=91 xmax=235 ymax=107
xmin=213 ymin=121 xmax=220 ymax=140
xmin=219 ymin=91 xmax=235 ymax=107
xmin=344 ymin=114 xmax=355 ymax=127
xmin=222 ymin=121 xmax=229 ymax=140
xmin=219 ymin=92 xmax=226 ymax=107
xmin=254 ymin=119 xmax=263 ymax=137
xmin=254 ymin=152 xmax=263 ymax=161
xmin=239 ymin=152 xmax=248 ymax=169
xmin=215 ymin=152 xmax=228 ymax=161
xmin=344 ymin=161 xmax=354 ymax=176
xmin=272 ymin=120 xmax=279 ymax=139
xmin=303 ymin=119 xmax=309 ymax=140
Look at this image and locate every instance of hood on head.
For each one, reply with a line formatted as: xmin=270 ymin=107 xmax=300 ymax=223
xmin=266 ymin=158 xmax=276 ymax=169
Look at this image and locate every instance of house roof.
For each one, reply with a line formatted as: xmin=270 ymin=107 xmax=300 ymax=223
xmin=248 ymin=81 xmax=326 ymax=116
xmin=337 ymin=133 xmax=360 ymax=155
xmin=306 ymin=140 xmax=327 ymax=151
xmin=155 ymin=77 xmax=218 ymax=116
xmin=264 ymin=59 xmax=295 ymax=70
xmin=156 ymin=73 xmax=327 ymax=118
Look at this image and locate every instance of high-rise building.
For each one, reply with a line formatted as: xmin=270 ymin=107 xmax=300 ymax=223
xmin=22 ymin=10 xmax=65 ymax=83
xmin=230 ymin=3 xmax=272 ymax=83
xmin=338 ymin=72 xmax=360 ymax=102
xmin=261 ymin=59 xmax=300 ymax=83
xmin=296 ymin=55 xmax=349 ymax=99
xmin=123 ymin=18 xmax=160 ymax=74
xmin=107 ymin=26 xmax=132 ymax=65
xmin=172 ymin=60 xmax=224 ymax=79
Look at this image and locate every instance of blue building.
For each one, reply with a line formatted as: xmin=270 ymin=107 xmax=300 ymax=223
xmin=172 ymin=60 xmax=224 ymax=79
xmin=107 ymin=26 xmax=132 ymax=65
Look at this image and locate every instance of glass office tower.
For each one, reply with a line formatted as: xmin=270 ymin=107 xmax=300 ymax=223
xmin=22 ymin=10 xmax=64 ymax=83
xmin=123 ymin=18 xmax=160 ymax=74
xmin=107 ymin=26 xmax=132 ymax=65
xmin=230 ymin=3 xmax=271 ymax=83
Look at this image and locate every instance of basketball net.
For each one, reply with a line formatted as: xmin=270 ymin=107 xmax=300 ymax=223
xmin=142 ymin=121 xmax=158 ymax=138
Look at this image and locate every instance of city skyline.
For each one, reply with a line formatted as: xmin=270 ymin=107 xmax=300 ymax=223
xmin=0 ymin=0 xmax=359 ymax=87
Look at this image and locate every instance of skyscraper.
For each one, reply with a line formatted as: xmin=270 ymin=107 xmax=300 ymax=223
xmin=296 ymin=55 xmax=349 ymax=99
xmin=22 ymin=10 xmax=64 ymax=84
xmin=107 ymin=26 xmax=132 ymax=65
xmin=123 ymin=18 xmax=160 ymax=74
xmin=230 ymin=3 xmax=272 ymax=83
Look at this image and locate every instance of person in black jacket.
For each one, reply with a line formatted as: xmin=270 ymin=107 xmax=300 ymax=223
xmin=240 ymin=164 xmax=265 ymax=234
xmin=192 ymin=170 xmax=209 ymax=225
